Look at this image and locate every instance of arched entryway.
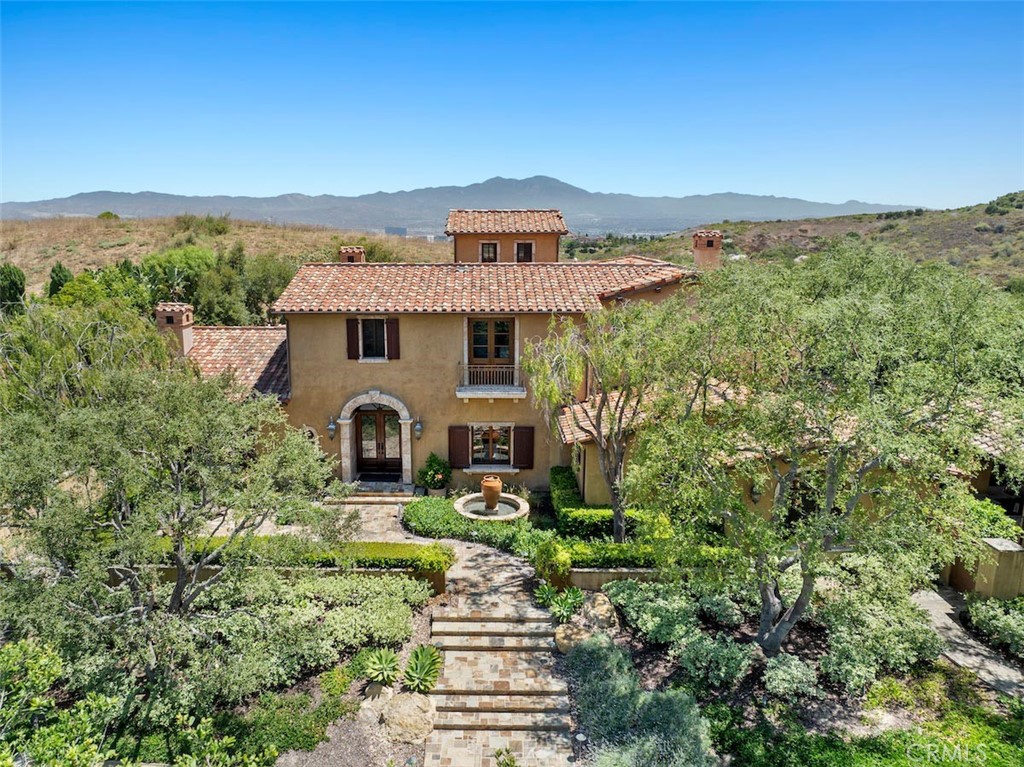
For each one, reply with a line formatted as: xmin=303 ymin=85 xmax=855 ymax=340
xmin=337 ymin=390 xmax=413 ymax=485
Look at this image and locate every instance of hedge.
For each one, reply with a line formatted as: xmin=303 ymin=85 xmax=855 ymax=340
xmin=152 ymin=535 xmax=456 ymax=572
xmin=403 ymin=496 xmax=658 ymax=570
xmin=549 ymin=466 xmax=644 ymax=539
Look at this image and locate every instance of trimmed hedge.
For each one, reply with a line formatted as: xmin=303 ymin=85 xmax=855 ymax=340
xmin=403 ymin=496 xmax=658 ymax=570
xmin=153 ymin=535 xmax=456 ymax=572
xmin=549 ymin=466 xmax=644 ymax=539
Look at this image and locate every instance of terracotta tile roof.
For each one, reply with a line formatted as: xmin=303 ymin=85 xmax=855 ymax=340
xmin=971 ymin=405 xmax=1024 ymax=459
xmin=155 ymin=301 xmax=194 ymax=312
xmin=338 ymin=246 xmax=365 ymax=255
xmin=188 ymin=326 xmax=289 ymax=400
xmin=272 ymin=261 xmax=696 ymax=315
xmin=445 ymin=209 xmax=569 ymax=236
xmin=694 ymin=230 xmax=722 ymax=238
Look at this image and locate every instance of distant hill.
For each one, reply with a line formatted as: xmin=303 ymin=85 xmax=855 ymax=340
xmin=0 ymin=176 xmax=914 ymax=234
xmin=574 ymin=192 xmax=1024 ymax=285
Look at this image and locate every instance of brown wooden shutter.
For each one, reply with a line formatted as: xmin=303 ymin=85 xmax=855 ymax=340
xmin=346 ymin=319 xmax=360 ymax=360
xmin=386 ymin=318 xmax=400 ymax=360
xmin=512 ymin=426 xmax=535 ymax=469
xmin=448 ymin=425 xmax=470 ymax=469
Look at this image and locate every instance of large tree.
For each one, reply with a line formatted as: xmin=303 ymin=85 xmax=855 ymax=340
xmin=524 ymin=301 xmax=683 ymax=542
xmin=628 ymin=243 xmax=1024 ymax=656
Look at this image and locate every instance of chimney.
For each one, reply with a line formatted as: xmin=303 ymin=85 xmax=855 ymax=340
xmin=338 ymin=245 xmax=366 ymax=263
xmin=692 ymin=230 xmax=724 ymax=271
xmin=155 ymin=302 xmax=195 ymax=356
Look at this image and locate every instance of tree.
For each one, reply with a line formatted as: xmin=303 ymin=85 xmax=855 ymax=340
xmin=628 ymin=243 xmax=1024 ymax=656
xmin=524 ymin=302 xmax=677 ymax=542
xmin=0 ymin=262 xmax=26 ymax=316
xmin=47 ymin=261 xmax=74 ymax=298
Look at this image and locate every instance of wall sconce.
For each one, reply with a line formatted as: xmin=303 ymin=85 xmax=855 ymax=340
xmin=327 ymin=415 xmax=337 ymax=441
xmin=413 ymin=419 xmax=423 ymax=440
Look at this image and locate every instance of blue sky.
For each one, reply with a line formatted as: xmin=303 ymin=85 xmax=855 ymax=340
xmin=2 ymin=2 xmax=1022 ymax=208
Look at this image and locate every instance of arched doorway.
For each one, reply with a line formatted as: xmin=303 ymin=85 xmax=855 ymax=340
xmin=337 ymin=390 xmax=413 ymax=485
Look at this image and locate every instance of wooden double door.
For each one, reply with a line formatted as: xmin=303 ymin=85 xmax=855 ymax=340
xmin=355 ymin=406 xmax=401 ymax=475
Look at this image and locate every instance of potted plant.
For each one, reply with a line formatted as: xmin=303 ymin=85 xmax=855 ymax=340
xmin=417 ymin=452 xmax=451 ymax=496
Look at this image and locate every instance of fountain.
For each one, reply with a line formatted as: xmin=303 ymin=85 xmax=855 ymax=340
xmin=453 ymin=475 xmax=530 ymax=521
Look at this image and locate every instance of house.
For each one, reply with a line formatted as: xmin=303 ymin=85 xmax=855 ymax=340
xmin=446 ymin=209 xmax=568 ymax=263
xmin=158 ymin=210 xmax=700 ymax=491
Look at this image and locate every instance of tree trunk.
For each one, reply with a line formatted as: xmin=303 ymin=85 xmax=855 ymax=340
xmin=755 ymin=568 xmax=816 ymax=657
xmin=611 ymin=492 xmax=627 ymax=543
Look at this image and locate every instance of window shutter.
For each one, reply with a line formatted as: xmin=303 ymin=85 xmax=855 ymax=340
xmin=449 ymin=425 xmax=471 ymax=469
xmin=346 ymin=319 xmax=360 ymax=360
xmin=512 ymin=426 xmax=535 ymax=469
xmin=386 ymin=318 xmax=400 ymax=360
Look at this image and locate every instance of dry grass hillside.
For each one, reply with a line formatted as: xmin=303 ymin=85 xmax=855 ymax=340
xmin=567 ymin=193 xmax=1024 ymax=286
xmin=0 ymin=216 xmax=452 ymax=294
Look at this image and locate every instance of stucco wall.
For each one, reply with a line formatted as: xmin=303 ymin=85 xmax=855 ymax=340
xmin=285 ymin=312 xmax=570 ymax=488
xmin=453 ymin=233 xmax=561 ymax=263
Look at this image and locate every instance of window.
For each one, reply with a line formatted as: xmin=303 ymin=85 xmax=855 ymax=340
xmin=361 ymin=318 xmax=386 ymax=359
xmin=472 ymin=425 xmax=511 ymax=465
xmin=706 ymin=239 xmax=715 ymax=248
xmin=515 ymin=242 xmax=534 ymax=262
xmin=165 ymin=316 xmax=174 ymax=324
xmin=470 ymin=318 xmax=513 ymax=363
xmin=480 ymin=242 xmax=498 ymax=262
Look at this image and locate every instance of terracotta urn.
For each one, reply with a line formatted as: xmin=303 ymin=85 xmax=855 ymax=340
xmin=480 ymin=475 xmax=502 ymax=510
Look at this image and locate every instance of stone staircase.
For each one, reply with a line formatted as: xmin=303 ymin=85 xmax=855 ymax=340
xmin=424 ymin=601 xmax=575 ymax=766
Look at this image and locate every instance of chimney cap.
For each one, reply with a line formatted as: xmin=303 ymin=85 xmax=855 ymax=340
xmin=155 ymin=301 xmax=195 ymax=312
xmin=693 ymin=230 xmax=723 ymax=239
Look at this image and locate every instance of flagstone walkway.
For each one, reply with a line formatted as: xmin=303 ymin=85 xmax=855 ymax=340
xmin=355 ymin=500 xmax=577 ymax=766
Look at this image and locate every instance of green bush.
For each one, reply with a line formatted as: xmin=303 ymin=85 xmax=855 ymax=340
xmin=697 ymin=594 xmax=744 ymax=628
xmin=550 ymin=587 xmax=585 ymax=623
xmin=565 ymin=539 xmax=658 ymax=568
xmin=0 ymin=262 xmax=26 ymax=315
xmin=674 ymin=634 xmax=754 ymax=690
xmin=549 ymin=466 xmax=643 ymax=538
xmin=966 ymin=596 xmax=1024 ymax=660
xmin=534 ymin=538 xmax=572 ymax=581
xmin=47 ymin=261 xmax=74 ymax=298
xmin=534 ymin=583 xmax=559 ymax=606
xmin=417 ymin=452 xmax=452 ymax=489
xmin=403 ymin=496 xmax=554 ymax=557
xmin=763 ymin=653 xmax=821 ymax=701
xmin=97 ymin=210 xmax=120 ymax=220
xmin=566 ymin=635 xmax=714 ymax=766
xmin=603 ymin=581 xmax=700 ymax=644
xmin=403 ymin=644 xmax=443 ymax=693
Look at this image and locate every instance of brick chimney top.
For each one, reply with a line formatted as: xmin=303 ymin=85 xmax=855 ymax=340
xmin=155 ymin=302 xmax=195 ymax=356
xmin=692 ymin=230 xmax=724 ymax=271
xmin=338 ymin=245 xmax=366 ymax=263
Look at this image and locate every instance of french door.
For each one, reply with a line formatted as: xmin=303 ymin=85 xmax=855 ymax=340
xmin=355 ymin=407 xmax=401 ymax=474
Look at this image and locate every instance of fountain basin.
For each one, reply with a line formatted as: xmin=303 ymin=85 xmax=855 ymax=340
xmin=453 ymin=492 xmax=530 ymax=522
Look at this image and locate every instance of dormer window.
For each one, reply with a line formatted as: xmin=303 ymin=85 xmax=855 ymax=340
xmin=480 ymin=242 xmax=498 ymax=263
xmin=515 ymin=242 xmax=534 ymax=262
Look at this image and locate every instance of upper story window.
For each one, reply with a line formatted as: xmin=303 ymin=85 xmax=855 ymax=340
xmin=471 ymin=318 xmax=513 ymax=363
xmin=361 ymin=318 xmax=386 ymax=359
xmin=480 ymin=242 xmax=498 ymax=263
xmin=515 ymin=242 xmax=534 ymax=262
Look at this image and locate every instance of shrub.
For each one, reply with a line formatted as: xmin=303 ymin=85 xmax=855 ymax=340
xmin=674 ymin=634 xmax=754 ymax=690
xmin=697 ymin=594 xmax=744 ymax=628
xmin=550 ymin=587 xmax=585 ymax=623
xmin=403 ymin=645 xmax=442 ymax=693
xmin=0 ymin=262 xmax=26 ymax=314
xmin=403 ymin=497 xmax=553 ymax=558
xmin=362 ymin=648 xmax=401 ymax=685
xmin=47 ymin=261 xmax=74 ymax=298
xmin=534 ymin=538 xmax=572 ymax=582
xmin=603 ymin=581 xmax=699 ymax=644
xmin=534 ymin=583 xmax=559 ymax=606
xmin=97 ymin=210 xmax=120 ymax=220
xmin=417 ymin=452 xmax=452 ymax=489
xmin=763 ymin=653 xmax=821 ymax=701
xmin=966 ymin=596 xmax=1024 ymax=660
xmin=549 ymin=466 xmax=643 ymax=538
xmin=175 ymin=213 xmax=231 ymax=236
xmin=566 ymin=635 xmax=714 ymax=766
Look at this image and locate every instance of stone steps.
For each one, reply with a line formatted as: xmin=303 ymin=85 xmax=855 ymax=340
xmin=424 ymin=729 xmax=575 ymax=767
xmin=433 ymin=607 xmax=552 ymax=623
xmin=434 ymin=711 xmax=571 ymax=732
xmin=432 ymin=693 xmax=570 ymax=714
xmin=432 ymin=620 xmax=555 ymax=637
xmin=432 ymin=677 xmax=568 ymax=697
xmin=433 ymin=635 xmax=555 ymax=652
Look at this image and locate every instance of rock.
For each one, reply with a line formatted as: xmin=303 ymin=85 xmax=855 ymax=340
xmin=356 ymin=682 xmax=394 ymax=724
xmin=582 ymin=593 xmax=619 ymax=631
xmin=382 ymin=692 xmax=436 ymax=743
xmin=555 ymin=623 xmax=593 ymax=654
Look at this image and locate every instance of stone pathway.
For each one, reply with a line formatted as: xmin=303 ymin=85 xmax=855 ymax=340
xmin=354 ymin=499 xmax=576 ymax=766
xmin=913 ymin=586 xmax=1024 ymax=698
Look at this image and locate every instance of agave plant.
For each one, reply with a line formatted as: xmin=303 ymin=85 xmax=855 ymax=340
xmin=403 ymin=644 xmax=443 ymax=693
xmin=534 ymin=583 xmax=559 ymax=607
xmin=549 ymin=587 xmax=586 ymax=624
xmin=363 ymin=647 xmax=400 ymax=686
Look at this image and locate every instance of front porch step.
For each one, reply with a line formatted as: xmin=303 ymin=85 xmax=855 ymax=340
xmin=432 ymin=621 xmax=555 ymax=638
xmin=433 ymin=635 xmax=555 ymax=652
xmin=431 ymin=693 xmax=569 ymax=714
xmin=433 ymin=711 xmax=571 ymax=732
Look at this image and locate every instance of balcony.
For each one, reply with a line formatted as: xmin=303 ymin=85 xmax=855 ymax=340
xmin=456 ymin=363 xmax=527 ymax=401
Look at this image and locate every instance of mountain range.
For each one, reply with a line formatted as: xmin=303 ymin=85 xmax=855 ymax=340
xmin=0 ymin=176 xmax=914 ymax=234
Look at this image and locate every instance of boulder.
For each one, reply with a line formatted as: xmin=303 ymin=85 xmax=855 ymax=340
xmin=382 ymin=692 xmax=436 ymax=744
xmin=357 ymin=682 xmax=394 ymax=724
xmin=582 ymin=593 xmax=619 ymax=631
xmin=555 ymin=624 xmax=593 ymax=654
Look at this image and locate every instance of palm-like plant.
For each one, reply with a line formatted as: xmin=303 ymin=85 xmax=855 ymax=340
xmin=403 ymin=645 xmax=443 ymax=693
xmin=363 ymin=648 xmax=400 ymax=686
